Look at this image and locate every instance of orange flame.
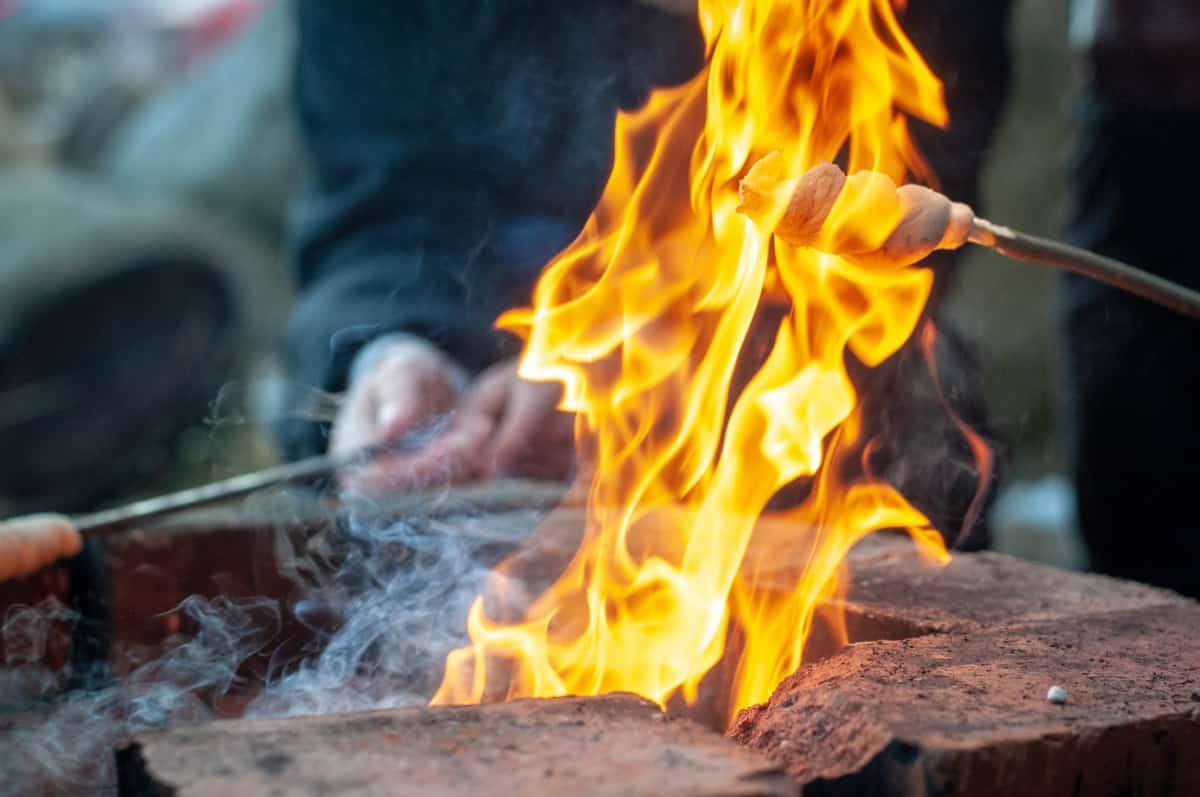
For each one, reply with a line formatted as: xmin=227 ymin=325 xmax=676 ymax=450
xmin=434 ymin=0 xmax=952 ymax=725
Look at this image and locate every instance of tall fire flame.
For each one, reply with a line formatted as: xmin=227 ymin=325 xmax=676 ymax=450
xmin=434 ymin=0 xmax=954 ymax=725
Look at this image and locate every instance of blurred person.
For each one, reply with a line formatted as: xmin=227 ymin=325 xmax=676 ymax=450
xmin=1061 ymin=0 xmax=1200 ymax=597
xmin=276 ymin=1 xmax=705 ymax=494
xmin=279 ymin=0 xmax=1013 ymax=544
xmin=0 ymin=1 xmax=1014 ymax=586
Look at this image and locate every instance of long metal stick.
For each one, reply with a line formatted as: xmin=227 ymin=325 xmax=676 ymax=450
xmin=49 ymin=221 xmax=1200 ymax=538
xmin=969 ymin=219 xmax=1200 ymax=319
xmin=71 ymin=441 xmax=395 ymax=537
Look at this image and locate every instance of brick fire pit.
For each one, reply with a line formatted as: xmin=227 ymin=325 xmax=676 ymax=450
xmin=732 ymin=537 xmax=1200 ymax=795
xmin=2 ymin=486 xmax=1198 ymax=796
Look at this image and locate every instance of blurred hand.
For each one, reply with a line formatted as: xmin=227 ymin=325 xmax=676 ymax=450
xmin=459 ymin=359 xmax=576 ymax=481
xmin=332 ymin=338 xmax=574 ymax=494
xmin=331 ymin=337 xmax=475 ymax=493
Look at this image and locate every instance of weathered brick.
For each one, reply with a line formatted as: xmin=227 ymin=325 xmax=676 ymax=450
xmin=8 ymin=490 xmax=1200 ymax=796
xmin=731 ymin=537 xmax=1200 ymax=796
xmin=121 ymin=694 xmax=796 ymax=797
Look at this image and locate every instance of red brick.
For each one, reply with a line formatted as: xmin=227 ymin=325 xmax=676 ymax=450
xmin=731 ymin=538 xmax=1200 ymax=796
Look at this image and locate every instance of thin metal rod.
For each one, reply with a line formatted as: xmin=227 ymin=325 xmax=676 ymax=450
xmin=72 ymin=441 xmax=395 ymax=537
xmin=969 ymin=218 xmax=1200 ymax=320
xmin=62 ymin=221 xmax=1200 ymax=537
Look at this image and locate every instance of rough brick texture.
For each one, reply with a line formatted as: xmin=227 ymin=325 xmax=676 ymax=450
xmin=121 ymin=694 xmax=796 ymax=797
xmin=731 ymin=536 xmax=1200 ymax=796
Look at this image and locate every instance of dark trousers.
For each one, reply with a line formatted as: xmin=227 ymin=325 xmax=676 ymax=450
xmin=1060 ymin=93 xmax=1200 ymax=598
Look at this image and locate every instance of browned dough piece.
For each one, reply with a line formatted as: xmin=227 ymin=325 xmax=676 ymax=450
xmin=739 ymin=154 xmax=846 ymax=247
xmin=738 ymin=155 xmax=977 ymax=268
xmin=853 ymin=184 xmax=974 ymax=268
xmin=0 ymin=513 xmax=82 ymax=582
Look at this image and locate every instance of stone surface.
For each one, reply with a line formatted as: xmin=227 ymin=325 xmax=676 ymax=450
xmin=731 ymin=537 xmax=1200 ymax=796
xmin=8 ymin=494 xmax=1200 ymax=796
xmin=121 ymin=694 xmax=796 ymax=797
xmin=838 ymin=534 xmax=1194 ymax=634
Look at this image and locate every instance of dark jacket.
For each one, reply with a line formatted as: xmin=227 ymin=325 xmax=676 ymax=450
xmin=280 ymin=1 xmax=704 ymax=457
xmin=1071 ymin=0 xmax=1200 ymax=107
xmin=281 ymin=0 xmax=1012 ymax=459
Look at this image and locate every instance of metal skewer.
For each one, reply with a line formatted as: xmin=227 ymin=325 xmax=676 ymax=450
xmin=70 ymin=441 xmax=397 ymax=538
xmin=969 ymin=219 xmax=1200 ymax=320
xmin=0 ymin=440 xmax=415 ymax=581
xmin=15 ymin=218 xmax=1197 ymax=542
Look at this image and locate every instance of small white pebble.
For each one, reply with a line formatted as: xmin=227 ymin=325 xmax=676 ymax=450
xmin=1046 ymin=685 xmax=1068 ymax=705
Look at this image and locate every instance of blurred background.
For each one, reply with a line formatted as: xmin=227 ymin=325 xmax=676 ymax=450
xmin=0 ymin=0 xmax=292 ymax=514
xmin=0 ymin=0 xmax=1083 ymax=566
xmin=951 ymin=1 xmax=1086 ymax=568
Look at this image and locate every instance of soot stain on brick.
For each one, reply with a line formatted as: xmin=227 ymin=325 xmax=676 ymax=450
xmin=326 ymin=715 xmax=395 ymax=736
xmin=256 ymin=751 xmax=293 ymax=776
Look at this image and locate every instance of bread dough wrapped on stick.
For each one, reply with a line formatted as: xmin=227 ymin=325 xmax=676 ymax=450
xmin=738 ymin=152 xmax=1200 ymax=319
xmin=0 ymin=514 xmax=82 ymax=582
xmin=737 ymin=151 xmax=975 ymax=268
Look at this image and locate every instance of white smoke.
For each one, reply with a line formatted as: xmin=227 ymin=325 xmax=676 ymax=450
xmin=246 ymin=508 xmax=494 ymax=718
xmin=0 ymin=500 xmax=504 ymax=795
xmin=2 ymin=595 xmax=278 ymax=794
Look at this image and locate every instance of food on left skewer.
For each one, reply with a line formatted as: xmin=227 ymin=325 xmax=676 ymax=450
xmin=0 ymin=514 xmax=83 ymax=582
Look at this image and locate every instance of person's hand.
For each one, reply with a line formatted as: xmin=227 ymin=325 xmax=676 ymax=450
xmin=332 ymin=338 xmax=575 ymax=494
xmin=331 ymin=337 xmax=480 ymax=494
xmin=458 ymin=359 xmax=576 ymax=482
